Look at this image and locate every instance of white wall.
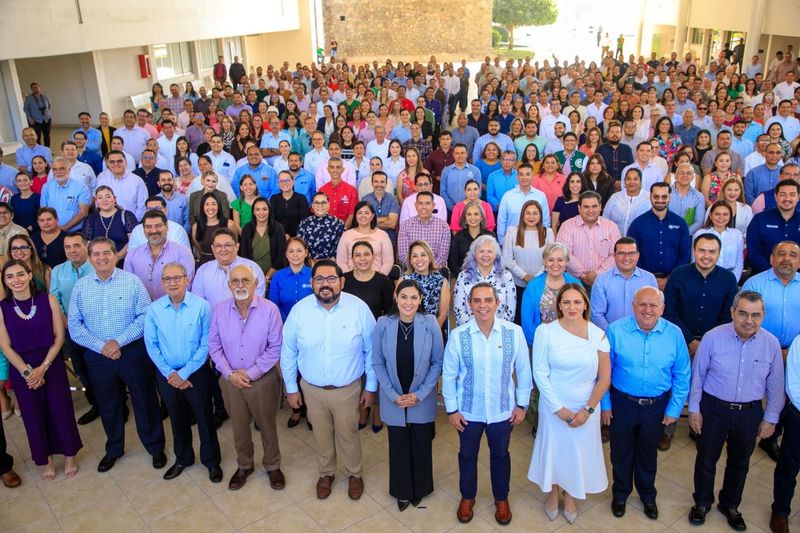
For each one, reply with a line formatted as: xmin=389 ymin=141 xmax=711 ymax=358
xmin=93 ymin=47 xmax=153 ymax=121
xmin=15 ymin=54 xmax=93 ymax=126
xmin=0 ymin=0 xmax=300 ymax=61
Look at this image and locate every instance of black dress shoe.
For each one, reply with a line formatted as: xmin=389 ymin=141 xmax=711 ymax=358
xmin=397 ymin=499 xmax=410 ymax=512
xmin=287 ymin=415 xmax=301 ymax=428
xmin=77 ymin=407 xmax=99 ymax=425
xmin=759 ymin=439 xmax=781 ymax=463
xmin=97 ymin=455 xmax=119 ymax=473
xmin=644 ymin=502 xmax=659 ymax=520
xmin=717 ymin=505 xmax=747 ymax=531
xmin=123 ymin=405 xmax=130 ymax=423
xmin=163 ymin=463 xmax=185 ymax=480
xmin=307 ymin=420 xmax=313 ymax=430
xmin=213 ymin=411 xmax=229 ymax=430
xmin=689 ymin=505 xmax=709 ymax=525
xmin=208 ymin=466 xmax=223 ymax=483
xmin=410 ymin=497 xmax=422 ymax=507
xmin=152 ymin=452 xmax=167 ymax=469
xmin=611 ymin=501 xmax=626 ymax=517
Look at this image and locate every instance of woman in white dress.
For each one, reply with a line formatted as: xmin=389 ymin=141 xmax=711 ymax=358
xmin=528 ymin=283 xmax=611 ymax=523
xmin=603 ymin=167 xmax=651 ymax=236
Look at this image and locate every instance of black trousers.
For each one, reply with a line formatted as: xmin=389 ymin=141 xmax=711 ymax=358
xmin=692 ymin=393 xmax=762 ymax=509
xmin=388 ymin=422 xmax=435 ymax=500
xmin=156 ymin=364 xmax=220 ymax=469
xmin=65 ymin=329 xmax=97 ymax=409
xmin=609 ymin=388 xmax=668 ymax=504
xmin=0 ymin=419 xmax=13 ymax=475
xmin=773 ymin=403 xmax=800 ymax=517
xmin=32 ymin=119 xmax=52 ymax=147
xmin=85 ymin=339 xmax=165 ymax=458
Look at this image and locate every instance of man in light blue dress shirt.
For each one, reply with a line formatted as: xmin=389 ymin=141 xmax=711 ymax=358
xmin=602 ymin=287 xmax=690 ymax=520
xmin=443 ymin=282 xmax=532 ymax=526
xmin=590 ymin=237 xmax=658 ymax=330
xmin=144 ymin=262 xmax=221 ymax=483
xmin=441 ymin=144 xmax=482 ymax=212
xmin=281 ymin=260 xmax=376 ymax=500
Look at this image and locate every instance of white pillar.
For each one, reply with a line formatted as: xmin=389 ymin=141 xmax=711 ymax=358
xmin=743 ymin=0 xmax=766 ymax=66
xmin=0 ymin=59 xmax=26 ymax=145
xmin=673 ymin=0 xmax=690 ymax=55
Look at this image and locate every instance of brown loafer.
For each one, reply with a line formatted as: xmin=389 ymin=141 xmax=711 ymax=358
xmin=457 ymin=498 xmax=475 ymax=523
xmin=228 ymin=466 xmax=254 ymax=491
xmin=495 ymin=500 xmax=512 ymax=525
xmin=658 ymin=434 xmax=672 ymax=451
xmin=1 ymin=469 xmax=21 ymax=488
xmin=267 ymin=468 xmax=286 ymax=490
xmin=348 ymin=475 xmax=364 ymax=500
xmin=316 ymin=474 xmax=335 ymax=499
xmin=770 ymin=512 xmax=789 ymax=533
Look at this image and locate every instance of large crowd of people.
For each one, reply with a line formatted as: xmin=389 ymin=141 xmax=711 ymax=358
xmin=1 ymin=45 xmax=800 ymax=531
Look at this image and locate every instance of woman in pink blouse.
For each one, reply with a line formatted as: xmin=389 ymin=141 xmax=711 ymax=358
xmin=335 ymin=201 xmax=394 ymax=275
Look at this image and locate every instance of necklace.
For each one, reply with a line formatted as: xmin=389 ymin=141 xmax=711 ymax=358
xmin=99 ymin=210 xmax=117 ymax=238
xmin=399 ymin=320 xmax=414 ymax=340
xmin=12 ymin=296 xmax=37 ymax=321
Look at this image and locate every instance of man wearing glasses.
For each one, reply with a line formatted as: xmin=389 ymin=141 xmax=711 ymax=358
xmin=191 ymin=228 xmax=265 ymax=307
xmin=144 ymin=262 xmax=221 ymax=484
xmin=281 ymin=260 xmax=377 ymax=500
xmin=40 ymin=156 xmax=91 ymax=231
xmin=96 ymin=150 xmax=148 ymax=219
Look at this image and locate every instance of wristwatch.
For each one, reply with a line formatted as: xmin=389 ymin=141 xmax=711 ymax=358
xmin=20 ymin=365 xmax=33 ymax=378
xmin=585 ymin=405 xmax=595 ymax=414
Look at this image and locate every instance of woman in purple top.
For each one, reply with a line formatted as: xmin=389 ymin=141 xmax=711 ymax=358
xmin=0 ymin=260 xmax=82 ymax=481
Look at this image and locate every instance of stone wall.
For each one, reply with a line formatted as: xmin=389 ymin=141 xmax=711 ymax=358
xmin=321 ymin=0 xmax=492 ymax=61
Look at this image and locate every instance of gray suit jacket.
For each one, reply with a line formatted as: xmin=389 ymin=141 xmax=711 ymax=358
xmin=372 ymin=313 xmax=444 ymax=426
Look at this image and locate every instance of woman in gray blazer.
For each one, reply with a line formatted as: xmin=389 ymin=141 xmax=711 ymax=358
xmin=373 ymin=279 xmax=444 ymax=511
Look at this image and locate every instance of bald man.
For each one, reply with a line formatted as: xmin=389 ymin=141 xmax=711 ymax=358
xmin=601 ymin=287 xmax=691 ymax=520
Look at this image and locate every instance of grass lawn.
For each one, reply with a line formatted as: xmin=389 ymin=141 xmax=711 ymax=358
xmin=491 ymin=47 xmax=536 ymax=60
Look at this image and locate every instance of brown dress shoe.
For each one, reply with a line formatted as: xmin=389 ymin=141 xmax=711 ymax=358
xmin=770 ymin=512 xmax=789 ymax=533
xmin=267 ymin=468 xmax=285 ymax=490
xmin=1 ymin=469 xmax=21 ymax=488
xmin=316 ymin=474 xmax=335 ymax=499
xmin=228 ymin=466 xmax=254 ymax=491
xmin=348 ymin=475 xmax=364 ymax=500
xmin=495 ymin=500 xmax=512 ymax=525
xmin=658 ymin=433 xmax=672 ymax=451
xmin=457 ymin=498 xmax=475 ymax=523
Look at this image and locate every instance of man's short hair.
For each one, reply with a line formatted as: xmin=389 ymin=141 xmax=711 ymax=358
xmin=776 ymin=179 xmax=800 ymax=194
xmin=141 ymin=209 xmax=168 ymax=225
xmin=578 ymin=191 xmax=602 ymax=205
xmin=469 ymin=281 xmax=499 ymax=301
xmin=311 ymin=258 xmax=343 ymax=278
xmin=212 ymin=227 xmax=239 ymax=244
xmin=693 ymin=232 xmax=722 ymax=249
xmin=613 ymin=236 xmax=638 ymax=253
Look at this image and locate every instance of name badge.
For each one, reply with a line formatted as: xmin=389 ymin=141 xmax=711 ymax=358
xmin=766 ymin=224 xmax=779 ymax=229
xmin=668 ymin=225 xmax=680 ymax=230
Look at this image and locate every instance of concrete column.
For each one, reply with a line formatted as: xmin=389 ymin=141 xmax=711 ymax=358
xmin=0 ymin=59 xmax=26 ymax=145
xmin=673 ymin=0 xmax=689 ymax=55
xmin=743 ymin=0 xmax=766 ymax=66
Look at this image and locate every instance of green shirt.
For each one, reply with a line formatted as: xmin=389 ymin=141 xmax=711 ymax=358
xmin=231 ymin=198 xmax=254 ymax=227
xmin=252 ymin=230 xmax=272 ymax=274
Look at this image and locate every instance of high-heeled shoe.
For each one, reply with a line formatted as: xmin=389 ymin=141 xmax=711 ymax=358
xmin=371 ymin=423 xmax=384 ymax=433
xmin=2 ymin=399 xmax=15 ymax=420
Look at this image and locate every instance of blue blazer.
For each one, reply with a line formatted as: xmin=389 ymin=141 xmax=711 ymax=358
xmin=521 ymin=272 xmax=582 ymax=346
xmin=372 ymin=313 xmax=444 ymax=426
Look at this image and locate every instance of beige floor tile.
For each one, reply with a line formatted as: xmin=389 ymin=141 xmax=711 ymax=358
xmin=297 ymin=488 xmax=383 ymax=532
xmin=342 ymin=508 xmax=412 ymax=532
xmin=667 ymin=507 xmax=767 ymax=532
xmin=213 ymin=472 xmax=294 ymax=528
xmin=437 ymin=462 xmax=520 ymax=513
xmin=0 ymin=489 xmax=62 ymax=532
xmin=475 ymin=487 xmax=567 ymax=532
xmin=362 ymin=459 xmax=395 ymax=508
xmin=385 ymin=489 xmax=463 ymax=533
xmin=149 ymin=501 xmax=236 ymax=533
xmin=58 ymin=493 xmax=149 ymax=533
xmin=39 ymin=468 xmax=122 ymax=515
xmin=126 ymin=473 xmax=209 ymax=523
xmin=620 ymin=475 xmax=694 ymax=527
xmin=575 ymin=492 xmax=671 ymax=532
xmin=240 ymin=503 xmax=324 ymax=532
xmin=108 ymin=451 xmax=169 ymax=492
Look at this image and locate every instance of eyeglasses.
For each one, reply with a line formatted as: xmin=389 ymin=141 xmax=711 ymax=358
xmin=313 ymin=275 xmax=339 ymax=284
xmin=10 ymin=245 xmax=31 ymax=252
xmin=211 ymin=242 xmax=236 ymax=250
xmin=312 ymin=200 xmax=329 ymax=206
xmin=230 ymin=278 xmax=252 ymax=286
xmin=278 ymin=178 xmax=293 ymax=184
xmin=161 ymin=275 xmax=186 ymax=283
xmin=614 ymin=251 xmax=638 ymax=257
xmin=735 ymin=310 xmax=763 ymax=321
xmin=108 ymin=159 xmax=125 ymax=164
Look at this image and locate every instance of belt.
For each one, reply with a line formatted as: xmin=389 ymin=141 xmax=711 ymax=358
xmin=704 ymin=393 xmax=759 ymax=411
xmin=321 ymin=385 xmax=344 ymax=390
xmin=612 ymin=387 xmax=667 ymax=406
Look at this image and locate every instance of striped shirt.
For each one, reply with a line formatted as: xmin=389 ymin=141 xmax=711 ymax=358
xmin=556 ymin=215 xmax=621 ymax=278
xmin=688 ymin=322 xmax=785 ymax=423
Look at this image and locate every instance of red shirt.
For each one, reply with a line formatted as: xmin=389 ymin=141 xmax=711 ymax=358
xmin=319 ymin=180 xmax=358 ymax=222
xmin=391 ymin=98 xmax=415 ymax=113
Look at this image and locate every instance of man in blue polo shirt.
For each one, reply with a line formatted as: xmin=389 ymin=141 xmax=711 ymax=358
xmin=72 ymin=112 xmax=102 ymax=156
xmin=747 ymin=179 xmax=800 ymax=273
xmin=40 ymin=156 xmax=91 ymax=231
xmin=233 ymin=145 xmax=276 ymax=197
xmin=441 ymin=144 xmax=482 ymax=212
xmin=627 ymin=182 xmax=692 ymax=289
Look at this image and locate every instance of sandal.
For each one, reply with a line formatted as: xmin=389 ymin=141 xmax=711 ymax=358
xmin=64 ymin=458 xmax=79 ymax=479
xmin=42 ymin=460 xmax=56 ymax=482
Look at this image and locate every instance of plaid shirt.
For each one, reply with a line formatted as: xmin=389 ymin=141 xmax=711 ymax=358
xmin=397 ymin=216 xmax=451 ymax=269
xmin=402 ymin=138 xmax=433 ymax=164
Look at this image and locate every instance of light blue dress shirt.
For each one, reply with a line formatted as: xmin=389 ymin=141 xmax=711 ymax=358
xmin=233 ymin=161 xmax=277 ymax=198
xmin=40 ymin=178 xmax=91 ymax=230
xmin=496 ymin=186 xmax=551 ymax=241
xmin=158 ymin=191 xmax=190 ymax=233
xmin=440 ymin=163 xmax=482 ymax=211
xmin=72 ymin=127 xmax=103 ymax=155
xmin=68 ymin=268 xmax=152 ymax=353
xmin=590 ymin=266 xmax=658 ymax=330
xmin=281 ymin=292 xmax=377 ymax=393
xmin=49 ymin=260 xmax=95 ymax=314
xmin=742 ymin=269 xmax=800 ymax=348
xmin=487 ymin=168 xmax=518 ymax=211
xmin=601 ymin=316 xmax=691 ymax=418
xmin=144 ymin=291 xmax=211 ymax=381
xmin=15 ymin=144 xmax=52 ymax=173
xmin=785 ymin=335 xmax=800 ymax=409
xmin=442 ymin=318 xmax=533 ymax=423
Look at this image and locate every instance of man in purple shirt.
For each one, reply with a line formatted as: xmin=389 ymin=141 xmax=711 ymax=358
xmin=224 ymin=92 xmax=250 ymax=119
xmin=208 ymin=264 xmax=286 ymax=492
xmin=687 ymin=290 xmax=785 ymax=530
xmin=184 ymin=112 xmax=207 ymax=153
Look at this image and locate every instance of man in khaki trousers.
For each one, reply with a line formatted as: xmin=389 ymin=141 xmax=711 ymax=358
xmin=281 ymin=260 xmax=377 ymax=500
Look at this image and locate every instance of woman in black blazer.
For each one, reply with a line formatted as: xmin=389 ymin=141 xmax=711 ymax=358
xmin=238 ymin=197 xmax=287 ymax=280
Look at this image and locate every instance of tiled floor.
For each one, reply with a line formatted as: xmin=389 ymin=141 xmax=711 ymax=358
xmin=1 ymin=391 xmax=797 ymax=532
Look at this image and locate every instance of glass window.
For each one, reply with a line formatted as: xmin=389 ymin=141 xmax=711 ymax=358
xmin=691 ymin=29 xmax=703 ymax=45
xmin=198 ymin=39 xmax=220 ymax=70
xmin=153 ymin=42 xmax=193 ymax=79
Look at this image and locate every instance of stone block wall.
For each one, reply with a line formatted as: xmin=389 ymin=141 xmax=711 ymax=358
xmin=322 ymin=0 xmax=492 ymax=61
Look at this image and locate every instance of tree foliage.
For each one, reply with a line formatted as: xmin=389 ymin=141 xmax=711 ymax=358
xmin=492 ymin=0 xmax=559 ymax=49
